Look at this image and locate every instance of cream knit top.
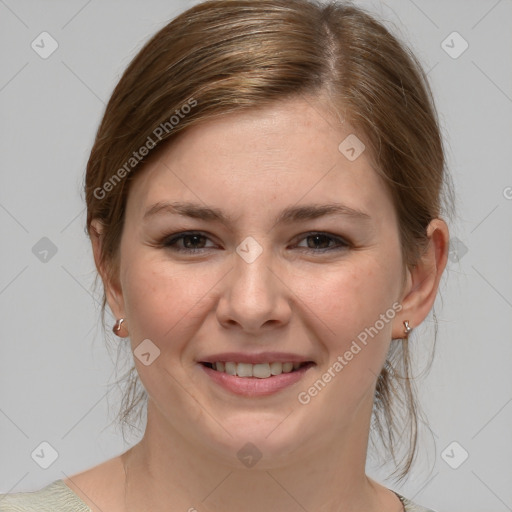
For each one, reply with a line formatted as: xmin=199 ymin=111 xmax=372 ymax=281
xmin=0 ymin=479 xmax=437 ymax=511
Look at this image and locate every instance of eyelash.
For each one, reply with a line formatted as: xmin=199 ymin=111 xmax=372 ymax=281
xmin=160 ymin=231 xmax=350 ymax=254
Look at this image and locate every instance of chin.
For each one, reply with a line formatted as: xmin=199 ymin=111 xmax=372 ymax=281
xmin=201 ymin=412 xmax=316 ymax=469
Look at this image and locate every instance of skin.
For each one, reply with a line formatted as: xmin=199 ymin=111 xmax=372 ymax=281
xmin=66 ymin=96 xmax=449 ymax=512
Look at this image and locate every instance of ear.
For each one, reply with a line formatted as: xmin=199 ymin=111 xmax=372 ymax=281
xmin=392 ymin=218 xmax=449 ymax=338
xmin=89 ymin=219 xmax=126 ymax=323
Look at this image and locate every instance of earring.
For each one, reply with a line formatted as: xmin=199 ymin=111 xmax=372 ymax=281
xmin=113 ymin=318 xmax=128 ymax=337
xmin=403 ymin=320 xmax=412 ymax=338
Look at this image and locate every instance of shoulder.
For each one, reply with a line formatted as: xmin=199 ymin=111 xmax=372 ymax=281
xmin=0 ymin=480 xmax=91 ymax=512
xmin=394 ymin=491 xmax=438 ymax=512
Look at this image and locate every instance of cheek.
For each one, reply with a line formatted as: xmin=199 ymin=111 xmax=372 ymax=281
xmin=120 ymin=252 xmax=218 ymax=352
xmin=308 ymin=259 xmax=400 ymax=336
xmin=304 ymin=256 xmax=402 ymax=396
xmin=296 ymin=261 xmax=402 ymax=414
xmin=118 ymin=254 xmax=220 ymax=408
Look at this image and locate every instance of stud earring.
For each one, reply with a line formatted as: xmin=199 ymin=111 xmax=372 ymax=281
xmin=403 ymin=320 xmax=412 ymax=338
xmin=113 ymin=318 xmax=128 ymax=337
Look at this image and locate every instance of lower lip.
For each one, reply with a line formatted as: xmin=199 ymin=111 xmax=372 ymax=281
xmin=198 ymin=363 xmax=315 ymax=397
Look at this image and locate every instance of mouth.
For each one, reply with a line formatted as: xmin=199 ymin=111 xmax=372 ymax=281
xmin=199 ymin=361 xmax=315 ymax=378
xmin=198 ymin=359 xmax=316 ymax=397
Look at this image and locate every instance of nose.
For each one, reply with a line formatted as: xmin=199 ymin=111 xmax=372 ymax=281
xmin=215 ymin=242 xmax=292 ymax=334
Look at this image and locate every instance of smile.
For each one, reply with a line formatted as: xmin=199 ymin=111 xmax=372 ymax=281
xmin=201 ymin=361 xmax=313 ymax=378
xmin=198 ymin=361 xmax=316 ymax=397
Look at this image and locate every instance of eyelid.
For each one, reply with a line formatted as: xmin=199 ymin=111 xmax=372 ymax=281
xmin=161 ymin=230 xmax=351 ymax=253
xmin=293 ymin=231 xmax=350 ymax=246
xmin=162 ymin=231 xmax=217 ymax=248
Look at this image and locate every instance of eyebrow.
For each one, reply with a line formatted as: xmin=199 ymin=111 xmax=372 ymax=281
xmin=143 ymin=201 xmax=371 ymax=226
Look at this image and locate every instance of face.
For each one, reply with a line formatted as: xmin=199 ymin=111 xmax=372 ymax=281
xmin=104 ymin=97 xmax=409 ymax=466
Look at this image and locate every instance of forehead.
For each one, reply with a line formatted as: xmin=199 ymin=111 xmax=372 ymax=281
xmin=124 ymin=97 xmax=395 ymax=226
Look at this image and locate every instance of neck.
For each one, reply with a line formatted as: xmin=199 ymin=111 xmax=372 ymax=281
xmin=120 ymin=392 xmax=391 ymax=512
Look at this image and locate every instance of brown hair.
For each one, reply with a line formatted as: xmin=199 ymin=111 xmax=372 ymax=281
xmin=84 ymin=0 xmax=453 ymax=482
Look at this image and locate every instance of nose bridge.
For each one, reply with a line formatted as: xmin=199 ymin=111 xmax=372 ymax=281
xmin=233 ymin=234 xmax=278 ymax=304
xmin=217 ymin=234 xmax=290 ymax=330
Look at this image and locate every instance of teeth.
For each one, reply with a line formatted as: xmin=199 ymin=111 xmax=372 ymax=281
xmin=212 ymin=361 xmax=305 ymax=378
xmin=224 ymin=362 xmax=237 ymax=375
xmin=253 ymin=363 xmax=271 ymax=378
xmin=269 ymin=362 xmax=282 ymax=375
xmin=282 ymin=362 xmax=293 ymax=373
xmin=237 ymin=363 xmax=253 ymax=377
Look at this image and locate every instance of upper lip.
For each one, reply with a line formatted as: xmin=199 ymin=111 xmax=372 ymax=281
xmin=198 ymin=352 xmax=315 ymax=365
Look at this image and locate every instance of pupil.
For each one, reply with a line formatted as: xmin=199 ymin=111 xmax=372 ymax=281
xmin=185 ymin=235 xmax=203 ymax=248
xmin=310 ymin=235 xmax=328 ymax=249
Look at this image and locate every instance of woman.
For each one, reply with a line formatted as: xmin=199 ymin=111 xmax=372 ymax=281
xmin=0 ymin=0 xmax=450 ymax=510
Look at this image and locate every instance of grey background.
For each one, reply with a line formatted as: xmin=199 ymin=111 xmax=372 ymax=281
xmin=0 ymin=1 xmax=511 ymax=511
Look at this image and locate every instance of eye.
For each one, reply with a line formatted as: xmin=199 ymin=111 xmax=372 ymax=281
xmin=161 ymin=231 xmax=350 ymax=255
xmin=295 ymin=232 xmax=350 ymax=252
xmin=162 ymin=231 xmax=215 ymax=253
